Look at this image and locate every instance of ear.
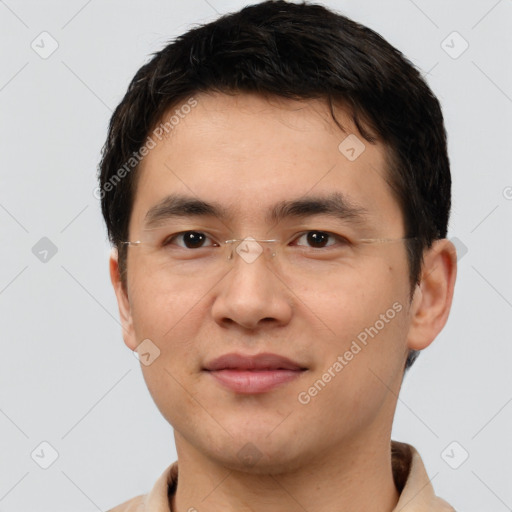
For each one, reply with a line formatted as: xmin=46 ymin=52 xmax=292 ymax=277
xmin=407 ymin=239 xmax=457 ymax=351
xmin=109 ymin=248 xmax=138 ymax=351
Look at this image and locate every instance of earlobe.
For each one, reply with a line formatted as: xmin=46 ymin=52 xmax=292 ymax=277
xmin=406 ymin=239 xmax=457 ymax=351
xmin=109 ymin=248 xmax=138 ymax=351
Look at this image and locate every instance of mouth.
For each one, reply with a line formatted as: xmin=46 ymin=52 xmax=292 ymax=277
xmin=203 ymin=352 xmax=307 ymax=394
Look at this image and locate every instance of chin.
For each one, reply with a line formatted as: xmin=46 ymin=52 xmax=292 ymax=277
xmin=217 ymin=447 xmax=309 ymax=476
xmin=202 ymin=429 xmax=312 ymax=476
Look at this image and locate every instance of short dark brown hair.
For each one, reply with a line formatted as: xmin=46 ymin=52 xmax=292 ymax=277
xmin=98 ymin=0 xmax=451 ymax=372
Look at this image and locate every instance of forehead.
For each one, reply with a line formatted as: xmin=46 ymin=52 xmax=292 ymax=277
xmin=130 ymin=92 xmax=404 ymax=234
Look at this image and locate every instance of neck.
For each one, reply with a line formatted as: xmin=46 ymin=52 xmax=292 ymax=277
xmin=170 ymin=432 xmax=400 ymax=512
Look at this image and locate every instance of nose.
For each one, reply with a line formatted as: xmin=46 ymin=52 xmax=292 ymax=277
xmin=211 ymin=245 xmax=293 ymax=330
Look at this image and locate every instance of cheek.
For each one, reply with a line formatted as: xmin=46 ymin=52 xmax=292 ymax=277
xmin=140 ymin=359 xmax=204 ymax=434
xmin=128 ymin=270 xmax=207 ymax=343
xmin=310 ymin=260 xmax=409 ymax=387
xmin=131 ymin=279 xmax=207 ymax=426
xmin=300 ymin=299 xmax=408 ymax=435
xmin=314 ymin=262 xmax=402 ymax=334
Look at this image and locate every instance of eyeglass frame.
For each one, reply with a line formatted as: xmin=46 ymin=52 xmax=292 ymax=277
xmin=119 ymin=235 xmax=422 ymax=263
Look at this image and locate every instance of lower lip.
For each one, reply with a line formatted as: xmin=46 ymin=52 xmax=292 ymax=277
xmin=207 ymin=369 xmax=304 ymax=394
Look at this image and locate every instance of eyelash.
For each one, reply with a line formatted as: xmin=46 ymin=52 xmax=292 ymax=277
xmin=162 ymin=230 xmax=352 ymax=249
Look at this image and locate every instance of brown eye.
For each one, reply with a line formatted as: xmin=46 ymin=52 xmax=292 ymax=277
xmin=306 ymin=231 xmax=330 ymax=248
xmin=294 ymin=231 xmax=347 ymax=248
xmin=164 ymin=231 xmax=215 ymax=249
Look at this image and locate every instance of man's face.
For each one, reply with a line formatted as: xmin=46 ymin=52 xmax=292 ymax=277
xmin=117 ymin=93 xmax=416 ymax=473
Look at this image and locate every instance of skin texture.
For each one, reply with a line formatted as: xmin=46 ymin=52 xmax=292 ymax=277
xmin=110 ymin=92 xmax=457 ymax=512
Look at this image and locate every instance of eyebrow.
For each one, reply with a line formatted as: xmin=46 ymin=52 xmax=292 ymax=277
xmin=143 ymin=192 xmax=369 ymax=229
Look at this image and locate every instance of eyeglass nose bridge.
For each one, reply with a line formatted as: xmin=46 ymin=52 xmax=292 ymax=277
xmin=224 ymin=237 xmax=280 ymax=264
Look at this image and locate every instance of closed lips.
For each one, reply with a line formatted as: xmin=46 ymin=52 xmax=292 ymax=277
xmin=203 ymin=353 xmax=307 ymax=371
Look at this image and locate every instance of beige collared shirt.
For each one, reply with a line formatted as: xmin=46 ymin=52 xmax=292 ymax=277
xmin=107 ymin=441 xmax=455 ymax=511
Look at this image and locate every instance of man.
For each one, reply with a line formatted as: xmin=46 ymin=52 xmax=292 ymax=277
xmin=99 ymin=1 xmax=457 ymax=510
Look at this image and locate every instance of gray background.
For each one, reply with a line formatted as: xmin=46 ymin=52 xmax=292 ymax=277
xmin=0 ymin=0 xmax=511 ymax=510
